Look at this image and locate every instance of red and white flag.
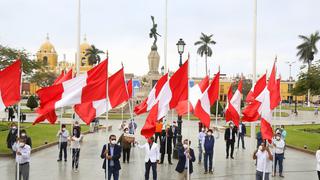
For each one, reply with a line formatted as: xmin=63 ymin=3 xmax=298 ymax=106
xmin=141 ymin=103 xmax=158 ymax=138
xmin=134 ymin=73 xmax=168 ymax=115
xmin=194 ymin=71 xmax=220 ymax=128
xmin=33 ymin=69 xmax=73 ymax=125
xmin=225 ymin=80 xmax=243 ymax=127
xmin=74 ymin=67 xmax=129 ymax=124
xmin=127 ymin=79 xmax=133 ymax=99
xmin=268 ymin=62 xmax=281 ymax=109
xmin=0 ymin=60 xmax=21 ymax=111
xmin=175 ymin=76 xmax=209 ymax=116
xmin=169 ymin=60 xmax=188 ymax=109
xmin=37 ymin=59 xmax=108 ymax=115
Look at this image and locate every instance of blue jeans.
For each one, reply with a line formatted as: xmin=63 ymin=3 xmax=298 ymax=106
xmin=204 ymin=152 xmax=213 ymax=172
xmin=145 ymin=160 xmax=157 ymax=180
xmin=274 ymin=153 xmax=284 ymax=174
xmin=108 ymin=166 xmax=119 ymax=180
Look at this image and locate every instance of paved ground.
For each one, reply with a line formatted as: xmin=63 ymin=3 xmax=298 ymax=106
xmin=0 ymin=118 xmax=318 ymax=180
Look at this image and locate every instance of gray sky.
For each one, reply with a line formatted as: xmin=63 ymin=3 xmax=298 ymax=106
xmin=1 ymin=0 xmax=319 ymax=79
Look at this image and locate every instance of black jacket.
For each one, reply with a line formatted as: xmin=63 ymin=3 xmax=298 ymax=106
xmin=100 ymin=144 xmax=121 ymax=171
xmin=224 ymin=128 xmax=237 ymax=142
xmin=238 ymin=123 xmax=246 ymax=135
xmin=175 ymin=147 xmax=196 ymax=174
xmin=160 ymin=130 xmax=173 ymax=154
xmin=6 ymin=129 xmax=17 ymax=149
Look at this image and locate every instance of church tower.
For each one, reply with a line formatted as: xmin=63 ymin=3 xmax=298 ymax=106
xmin=36 ymin=34 xmax=58 ymax=70
xmin=79 ymin=35 xmax=93 ymax=72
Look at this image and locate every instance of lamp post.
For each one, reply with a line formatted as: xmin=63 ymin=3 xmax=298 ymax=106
xmin=173 ymin=38 xmax=186 ymax=159
xmin=285 ymin=61 xmax=296 ymax=112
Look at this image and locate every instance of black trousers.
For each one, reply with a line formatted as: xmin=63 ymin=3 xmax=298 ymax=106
xmin=226 ymin=140 xmax=235 ymax=158
xmin=145 ymin=160 xmax=157 ymax=180
xmin=160 ymin=153 xmax=172 ymax=163
xmin=155 ymin=133 xmax=161 ymax=143
xmin=317 ymin=171 xmax=320 ymax=180
xmin=237 ymin=134 xmax=245 ymax=149
xmin=123 ymin=148 xmax=131 ymax=163
xmin=72 ymin=149 xmax=80 ymax=169
xmin=59 ymin=142 xmax=67 ymax=160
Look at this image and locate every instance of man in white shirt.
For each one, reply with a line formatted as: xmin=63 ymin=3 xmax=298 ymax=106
xmin=316 ymin=146 xmax=320 ymax=179
xmin=197 ymin=128 xmax=206 ymax=164
xmin=253 ymin=142 xmax=273 ymax=180
xmin=57 ymin=124 xmax=69 ymax=162
xmin=13 ymin=137 xmax=31 ymax=180
xmin=273 ymin=133 xmax=285 ymax=177
xmin=137 ymin=136 xmax=160 ymax=180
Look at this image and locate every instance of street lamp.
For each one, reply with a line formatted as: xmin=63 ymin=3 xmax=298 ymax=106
xmin=285 ymin=61 xmax=296 ymax=81
xmin=285 ymin=61 xmax=297 ymax=113
xmin=173 ymin=38 xmax=186 ymax=159
xmin=176 ymin=38 xmax=186 ymax=66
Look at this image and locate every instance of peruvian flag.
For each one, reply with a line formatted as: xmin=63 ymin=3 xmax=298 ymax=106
xmin=268 ymin=62 xmax=281 ymax=109
xmin=242 ymin=74 xmax=267 ymax=122
xmin=175 ymin=76 xmax=209 ymax=116
xmin=134 ymin=73 xmax=168 ymax=115
xmin=127 ymin=79 xmax=133 ymax=98
xmin=141 ymin=103 xmax=158 ymax=138
xmin=225 ymin=80 xmax=243 ymax=127
xmin=33 ymin=69 xmax=73 ymax=125
xmin=0 ymin=60 xmax=21 ymax=111
xmin=169 ymin=60 xmax=188 ymax=109
xmin=37 ymin=59 xmax=108 ymax=115
xmin=194 ymin=71 xmax=220 ymax=128
xmin=74 ymin=67 xmax=129 ymax=124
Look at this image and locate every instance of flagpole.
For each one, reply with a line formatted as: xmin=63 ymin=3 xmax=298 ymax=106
xmin=16 ymin=58 xmax=22 ymax=180
xmin=251 ymin=0 xmax=258 ymax=152
xmin=187 ymin=55 xmax=190 ymax=180
xmin=164 ymin=0 xmax=168 ymax=72
xmin=105 ymin=55 xmax=109 ymax=180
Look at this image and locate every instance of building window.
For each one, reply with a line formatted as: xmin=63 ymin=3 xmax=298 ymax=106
xmin=43 ymin=56 xmax=48 ymax=65
xmin=288 ymin=84 xmax=293 ymax=93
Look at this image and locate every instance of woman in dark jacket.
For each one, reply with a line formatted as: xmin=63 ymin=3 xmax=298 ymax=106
xmin=160 ymin=126 xmax=173 ymax=164
xmin=117 ymin=128 xmax=132 ymax=163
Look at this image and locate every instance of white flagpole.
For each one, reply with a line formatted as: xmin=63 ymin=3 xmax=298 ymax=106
xmin=251 ymin=0 xmax=258 ymax=152
xmin=187 ymin=56 xmax=190 ymax=180
xmin=16 ymin=59 xmax=22 ymax=180
xmin=164 ymin=0 xmax=168 ymax=72
xmin=76 ymin=0 xmax=81 ymax=75
xmin=105 ymin=54 xmax=109 ymax=180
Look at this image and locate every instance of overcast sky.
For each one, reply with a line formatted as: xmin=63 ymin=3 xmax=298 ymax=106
xmin=1 ymin=0 xmax=319 ymax=79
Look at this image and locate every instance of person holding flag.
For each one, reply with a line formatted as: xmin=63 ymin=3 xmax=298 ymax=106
xmin=175 ymin=139 xmax=196 ymax=180
xmin=253 ymin=141 xmax=273 ymax=180
xmin=56 ymin=124 xmax=69 ymax=162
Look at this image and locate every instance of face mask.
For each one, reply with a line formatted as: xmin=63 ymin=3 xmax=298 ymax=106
xmin=207 ymin=132 xmax=212 ymax=136
xmin=111 ymin=140 xmax=116 ymax=145
xmin=201 ymin=128 xmax=205 ymax=132
xmin=19 ymin=143 xmax=25 ymax=147
xmin=276 ymin=136 xmax=280 ymax=140
xmin=75 ymin=124 xmax=79 ymax=127
xmin=12 ymin=126 xmax=17 ymax=130
xmin=125 ymin=130 xmax=129 ymax=134
xmin=258 ymin=145 xmax=263 ymax=151
xmin=230 ymin=125 xmax=234 ymax=128
xmin=62 ymin=128 xmax=66 ymax=131
xmin=183 ymin=144 xmax=188 ymax=149
xmin=21 ymin=133 xmax=26 ymax=137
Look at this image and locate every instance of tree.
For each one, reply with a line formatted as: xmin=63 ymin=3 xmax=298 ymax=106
xmin=0 ymin=45 xmax=41 ymax=75
xmin=29 ymin=70 xmax=58 ymax=87
xmin=297 ymin=31 xmax=320 ymax=70
xmin=26 ymin=95 xmax=38 ymax=110
xmin=194 ymin=33 xmax=216 ymax=75
xmin=210 ymin=101 xmax=224 ymax=117
xmin=85 ymin=45 xmax=104 ymax=65
xmin=296 ymin=31 xmax=320 ymax=106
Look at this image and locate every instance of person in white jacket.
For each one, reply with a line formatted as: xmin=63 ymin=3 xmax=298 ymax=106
xmin=316 ymin=146 xmax=320 ymax=180
xmin=137 ymin=136 xmax=160 ymax=180
xmin=70 ymin=130 xmax=83 ymax=173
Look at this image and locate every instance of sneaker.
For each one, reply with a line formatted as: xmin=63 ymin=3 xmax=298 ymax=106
xmin=231 ymin=156 xmax=234 ymax=159
xmin=209 ymin=171 xmax=214 ymax=174
xmin=74 ymin=169 xmax=78 ymax=173
xmin=204 ymin=171 xmax=208 ymax=174
xmin=57 ymin=159 xmax=62 ymax=162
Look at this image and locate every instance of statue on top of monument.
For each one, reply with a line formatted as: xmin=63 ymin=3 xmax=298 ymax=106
xmin=149 ymin=16 xmax=161 ymax=51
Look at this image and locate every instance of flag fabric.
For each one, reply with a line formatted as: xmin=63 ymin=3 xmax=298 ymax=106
xmin=268 ymin=62 xmax=280 ymax=109
xmin=242 ymin=74 xmax=267 ymax=122
xmin=175 ymin=76 xmax=209 ymax=116
xmin=134 ymin=74 xmax=168 ymax=115
xmin=246 ymin=86 xmax=255 ymax=104
xmin=33 ymin=69 xmax=73 ymax=125
xmin=225 ymin=80 xmax=243 ymax=127
xmin=127 ymin=79 xmax=133 ymax=98
xmin=0 ymin=60 xmax=21 ymax=111
xmin=36 ymin=59 xmax=108 ymax=115
xmin=169 ymin=60 xmax=188 ymax=109
xmin=194 ymin=71 xmax=220 ymax=128
xmin=141 ymin=103 xmax=158 ymax=138
xmin=74 ymin=67 xmax=129 ymax=124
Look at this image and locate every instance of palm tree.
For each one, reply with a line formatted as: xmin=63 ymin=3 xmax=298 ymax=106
xmin=85 ymin=45 xmax=104 ymax=65
xmin=194 ymin=33 xmax=216 ymax=75
xmin=297 ymin=31 xmax=320 ymax=70
xmin=296 ymin=31 xmax=320 ymax=107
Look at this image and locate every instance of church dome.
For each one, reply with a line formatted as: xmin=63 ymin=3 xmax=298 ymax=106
xmin=80 ymin=36 xmax=91 ymax=54
xmin=39 ymin=34 xmax=56 ymax=53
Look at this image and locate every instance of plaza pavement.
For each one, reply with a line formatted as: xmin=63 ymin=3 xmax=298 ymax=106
xmin=0 ymin=117 xmax=318 ymax=180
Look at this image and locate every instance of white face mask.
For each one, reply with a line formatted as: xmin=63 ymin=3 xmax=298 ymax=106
xmin=183 ymin=144 xmax=188 ymax=149
xmin=125 ymin=130 xmax=129 ymax=134
xmin=21 ymin=133 xmax=26 ymax=137
xmin=19 ymin=142 xmax=25 ymax=147
xmin=62 ymin=128 xmax=66 ymax=131
xmin=201 ymin=128 xmax=205 ymax=132
xmin=276 ymin=136 xmax=281 ymax=140
xmin=12 ymin=126 xmax=17 ymax=130
xmin=111 ymin=140 xmax=117 ymax=145
xmin=207 ymin=132 xmax=212 ymax=136
xmin=258 ymin=145 xmax=263 ymax=151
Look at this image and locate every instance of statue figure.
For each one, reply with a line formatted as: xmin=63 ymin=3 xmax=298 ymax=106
xmin=149 ymin=16 xmax=161 ymax=50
